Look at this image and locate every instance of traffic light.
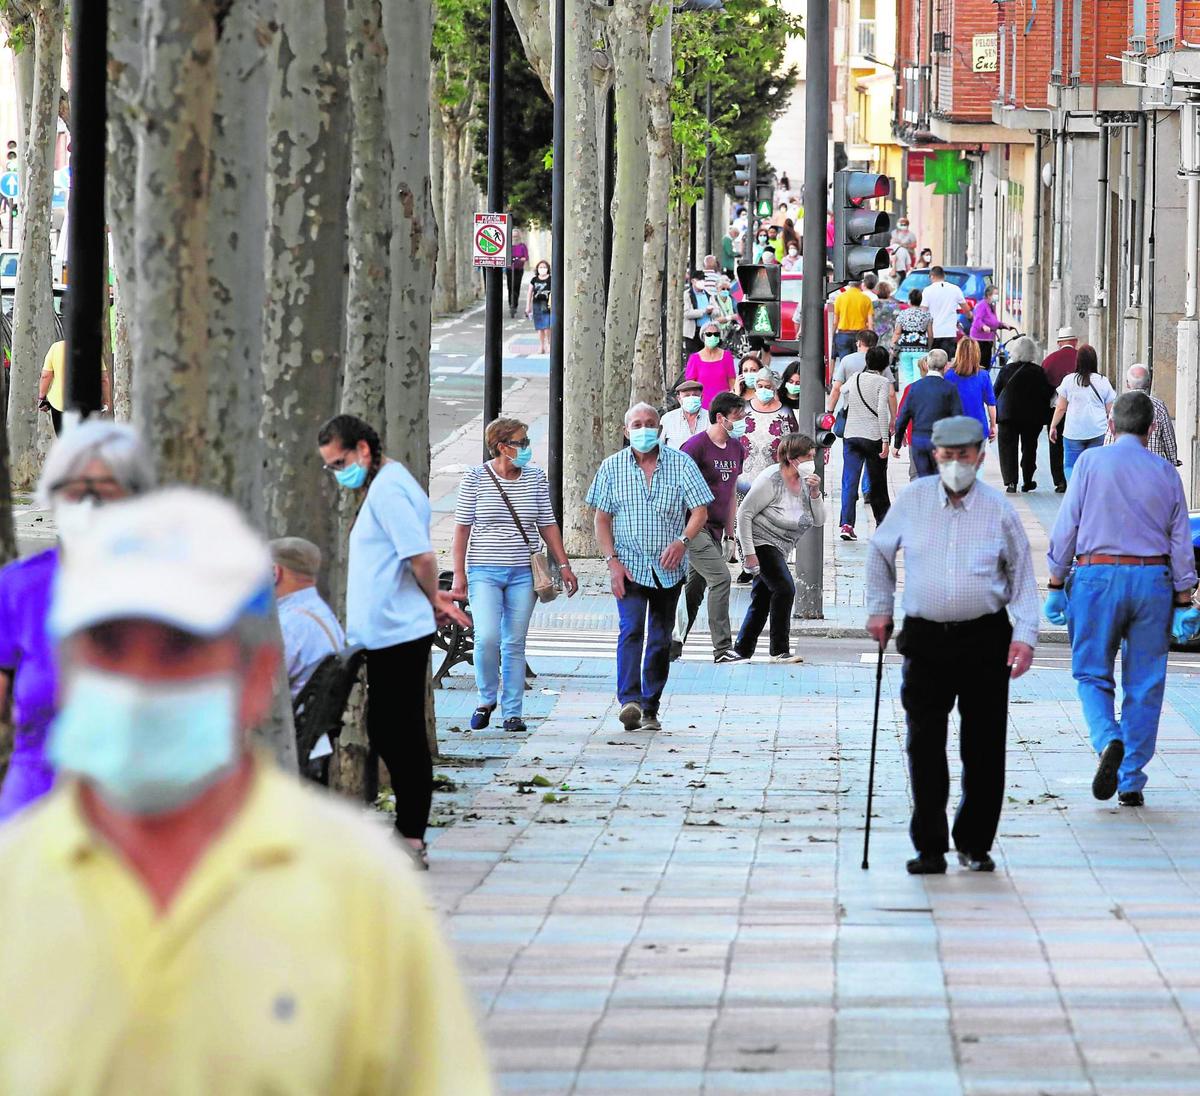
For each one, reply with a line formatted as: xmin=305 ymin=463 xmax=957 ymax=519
xmin=755 ymin=172 xmax=775 ymax=220
xmin=733 ymin=153 xmax=757 ymax=205
xmin=736 ymin=264 xmax=781 ymax=340
xmin=831 ymin=170 xmax=893 ymax=284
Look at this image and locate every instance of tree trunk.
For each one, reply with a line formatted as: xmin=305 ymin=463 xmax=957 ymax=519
xmin=381 ymin=0 xmax=436 ymax=485
xmin=601 ymin=0 xmax=650 ymax=449
xmin=107 ymin=0 xmax=141 ymax=383
xmin=206 ymin=1 xmax=273 ymax=516
xmin=560 ymin=0 xmax=606 ymax=556
xmin=7 ymin=1 xmax=62 ymax=490
xmin=260 ymin=0 xmax=349 ymax=573
xmin=111 ymin=272 xmax=133 ymax=421
xmin=458 ymin=124 xmax=480 ymax=306
xmin=665 ymin=189 xmax=686 ymax=384
xmin=429 ymin=76 xmax=450 ymax=317
xmin=130 ymin=0 xmax=216 ymax=483
xmin=380 ymin=0 xmax=437 ymax=762
xmin=631 ymin=14 xmax=671 ymax=406
xmin=441 ymin=115 xmax=462 ymax=313
xmin=343 ymin=0 xmax=391 ymax=429
xmin=505 ymin=0 xmax=552 ymax=94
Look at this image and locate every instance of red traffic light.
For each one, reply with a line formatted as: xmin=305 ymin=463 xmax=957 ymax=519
xmin=843 ymin=172 xmax=890 ymax=203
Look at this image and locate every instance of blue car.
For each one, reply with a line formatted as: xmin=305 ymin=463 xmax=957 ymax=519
xmin=894 ymin=266 xmax=993 ymax=306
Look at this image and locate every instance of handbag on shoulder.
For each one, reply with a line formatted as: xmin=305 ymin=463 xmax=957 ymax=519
xmin=483 ymin=465 xmax=560 ymax=603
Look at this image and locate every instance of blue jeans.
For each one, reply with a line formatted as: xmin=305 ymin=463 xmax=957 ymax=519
xmin=467 ymin=565 xmax=537 ymax=719
xmin=839 ymin=437 xmax=890 ymax=529
xmin=832 ymin=331 xmax=858 ymax=362
xmin=1067 ymin=564 xmax=1173 ymax=793
xmin=616 ymin=580 xmax=683 ymax=716
xmin=910 ymin=436 xmax=937 ymax=477
xmin=1063 ymin=435 xmax=1104 ymax=481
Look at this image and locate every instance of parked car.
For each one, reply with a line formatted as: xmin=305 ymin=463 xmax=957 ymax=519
xmin=895 ymin=266 xmax=993 ymax=335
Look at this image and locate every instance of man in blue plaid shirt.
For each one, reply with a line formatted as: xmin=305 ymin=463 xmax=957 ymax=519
xmin=588 ymin=403 xmax=713 ymax=733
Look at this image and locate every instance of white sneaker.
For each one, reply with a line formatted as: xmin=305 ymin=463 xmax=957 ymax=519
xmin=772 ymin=652 xmax=805 ymax=664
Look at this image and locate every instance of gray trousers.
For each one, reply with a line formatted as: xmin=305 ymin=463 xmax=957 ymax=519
xmin=673 ymin=528 xmax=732 ymax=655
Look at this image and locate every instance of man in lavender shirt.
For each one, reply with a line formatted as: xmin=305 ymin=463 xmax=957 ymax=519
xmin=0 ymin=422 xmax=154 ymax=820
xmin=1045 ymin=392 xmax=1199 ymax=807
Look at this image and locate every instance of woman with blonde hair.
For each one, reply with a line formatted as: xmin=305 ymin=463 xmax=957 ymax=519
xmin=451 ymin=417 xmax=578 ymax=735
xmin=945 ymin=336 xmax=996 ymax=441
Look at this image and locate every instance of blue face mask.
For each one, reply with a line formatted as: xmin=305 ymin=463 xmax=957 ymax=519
xmin=334 ymin=461 xmax=367 ymax=490
xmin=681 ymin=395 xmax=703 ymax=414
xmin=629 ymin=427 xmax=660 ymax=453
xmin=49 ymin=670 xmax=240 ymax=815
xmin=727 ymin=417 xmax=747 ymax=438
xmin=509 ymin=443 xmax=533 ymax=468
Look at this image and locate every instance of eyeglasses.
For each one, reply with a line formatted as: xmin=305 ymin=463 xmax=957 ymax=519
xmin=321 ymin=450 xmax=356 ymax=472
xmin=506 ymin=437 xmax=531 ymax=448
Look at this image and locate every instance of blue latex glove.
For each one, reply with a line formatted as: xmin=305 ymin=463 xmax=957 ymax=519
xmin=1044 ymin=587 xmax=1068 ymax=626
xmin=1172 ymin=607 xmax=1200 ymax=643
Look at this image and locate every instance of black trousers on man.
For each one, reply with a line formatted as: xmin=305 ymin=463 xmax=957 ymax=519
xmin=897 ymin=611 xmax=1013 ymax=858
xmin=1047 ymin=424 xmax=1065 ymax=488
xmin=997 ymin=419 xmax=1041 ymax=488
xmin=506 ymin=267 xmax=524 ymax=315
xmin=931 ymin=336 xmax=958 ymax=359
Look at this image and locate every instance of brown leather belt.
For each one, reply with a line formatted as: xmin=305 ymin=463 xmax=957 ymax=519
xmin=1076 ymin=554 xmax=1169 ymax=566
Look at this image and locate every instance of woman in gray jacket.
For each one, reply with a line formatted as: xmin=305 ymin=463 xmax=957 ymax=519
xmin=733 ymin=433 xmax=825 ymax=662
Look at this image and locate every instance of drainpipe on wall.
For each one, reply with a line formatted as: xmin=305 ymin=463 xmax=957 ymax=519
xmin=1048 ymin=124 xmax=1067 ymax=339
xmin=1087 ymin=121 xmax=1109 ymax=365
xmin=1122 ymin=115 xmax=1148 ymax=382
xmin=1177 ymin=103 xmax=1200 ymax=504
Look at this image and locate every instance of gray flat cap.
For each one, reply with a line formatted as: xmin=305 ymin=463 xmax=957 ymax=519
xmin=931 ymin=415 xmax=984 ymax=447
xmin=269 ymin=536 xmax=322 ymax=578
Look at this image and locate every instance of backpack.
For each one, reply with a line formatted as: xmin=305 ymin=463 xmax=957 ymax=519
xmin=293 ymin=646 xmax=367 ymax=771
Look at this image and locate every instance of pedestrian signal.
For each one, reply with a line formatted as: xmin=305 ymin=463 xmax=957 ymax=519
xmin=831 ymin=170 xmax=893 ymax=284
xmin=736 ymin=264 xmax=781 ymax=340
xmin=755 ymin=173 xmax=775 ymax=219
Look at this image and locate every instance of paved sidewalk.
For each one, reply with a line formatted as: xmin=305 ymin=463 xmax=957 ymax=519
xmin=428 ymin=643 xmax=1200 ymax=1094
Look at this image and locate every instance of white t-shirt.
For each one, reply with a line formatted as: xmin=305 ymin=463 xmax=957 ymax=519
xmin=1057 ymin=373 xmax=1116 ymax=441
xmin=922 ymin=280 xmax=966 ymax=339
xmin=346 ymin=461 xmax=436 ymax=649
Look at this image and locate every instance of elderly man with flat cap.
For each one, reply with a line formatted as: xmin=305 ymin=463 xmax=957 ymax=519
xmin=660 ymin=378 xmax=707 ymax=450
xmin=270 ymin=536 xmax=346 ymax=699
xmin=866 ymin=415 xmax=1040 ymax=875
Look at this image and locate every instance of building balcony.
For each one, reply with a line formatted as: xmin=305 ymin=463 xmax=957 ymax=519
xmin=854 ymin=19 xmax=876 ymax=59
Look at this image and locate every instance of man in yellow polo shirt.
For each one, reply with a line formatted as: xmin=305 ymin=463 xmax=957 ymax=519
xmin=0 ymin=488 xmax=492 ymax=1095
xmin=832 ymin=276 xmax=875 ymax=364
xmin=38 ymin=338 xmax=112 ymax=436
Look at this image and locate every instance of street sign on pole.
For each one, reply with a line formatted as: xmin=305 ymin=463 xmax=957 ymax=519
xmin=473 ymin=211 xmax=511 ymax=268
xmin=0 ymin=172 xmax=18 ymax=201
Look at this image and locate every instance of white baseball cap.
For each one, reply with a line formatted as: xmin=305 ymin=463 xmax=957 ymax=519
xmin=51 ymin=487 xmax=274 ymax=639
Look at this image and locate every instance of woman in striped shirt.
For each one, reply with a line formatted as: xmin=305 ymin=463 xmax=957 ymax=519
xmin=451 ymin=418 xmax=578 ymax=733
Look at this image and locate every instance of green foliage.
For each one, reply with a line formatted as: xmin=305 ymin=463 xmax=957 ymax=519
xmin=671 ymin=0 xmax=803 ymax=205
xmin=433 ymin=0 xmax=488 ymax=114
xmin=469 ymin=5 xmax=553 ymax=228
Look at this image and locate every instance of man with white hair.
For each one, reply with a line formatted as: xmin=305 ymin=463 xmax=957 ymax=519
xmin=0 ymin=488 xmax=491 ymax=1091
xmin=587 ymin=403 xmax=713 ymax=732
xmin=270 ymin=536 xmax=345 ymax=699
xmin=1120 ymin=364 xmax=1178 ymax=464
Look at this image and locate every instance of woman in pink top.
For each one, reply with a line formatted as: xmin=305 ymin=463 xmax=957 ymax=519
xmin=968 ymin=285 xmax=1012 ymax=372
xmin=684 ymin=320 xmax=737 ymax=409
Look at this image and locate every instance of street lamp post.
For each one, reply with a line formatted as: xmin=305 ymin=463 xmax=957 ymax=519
xmin=548 ymin=0 xmax=566 ymax=518
xmin=482 ymin=0 xmax=505 ymax=458
xmin=64 ymin=0 xmax=107 ymax=422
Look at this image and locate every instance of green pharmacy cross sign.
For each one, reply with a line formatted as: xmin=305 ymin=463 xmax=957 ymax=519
xmin=923 ymin=150 xmax=971 ymax=196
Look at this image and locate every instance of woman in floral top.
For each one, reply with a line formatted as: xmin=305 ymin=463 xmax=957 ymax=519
xmin=738 ymin=369 xmax=798 ymax=489
xmin=872 ymin=281 xmax=902 ymax=350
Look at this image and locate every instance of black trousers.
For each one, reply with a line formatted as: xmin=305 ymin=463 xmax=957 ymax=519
xmin=49 ymin=408 xmax=62 ymax=437
xmin=1047 ymin=424 xmax=1065 ymax=487
xmin=997 ymin=420 xmax=1040 ymax=487
xmin=734 ymin=544 xmax=796 ymax=657
xmin=507 ymin=267 xmax=524 ymax=313
xmin=977 ymin=339 xmax=994 ymax=372
xmin=366 ymin=633 xmax=436 ymax=840
xmin=897 ymin=611 xmax=1013 ymax=857
xmin=931 ymin=336 xmax=958 ymax=359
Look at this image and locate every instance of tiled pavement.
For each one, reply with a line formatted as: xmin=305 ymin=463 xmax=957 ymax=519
xmin=427 ymin=407 xmax=1200 ymax=1092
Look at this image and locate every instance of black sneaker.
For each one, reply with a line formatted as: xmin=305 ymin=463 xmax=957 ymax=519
xmin=906 ymin=853 xmax=947 ymax=875
xmin=1022 ymin=481 xmax=1037 ymax=492
xmin=1055 ymin=483 xmax=1067 ymax=493
xmin=1005 ymin=484 xmax=1017 ymax=493
xmin=714 ymin=650 xmax=749 ymax=664
xmin=1118 ymin=790 xmax=1144 ymax=807
xmin=1093 ymin=739 xmax=1125 ymax=801
xmin=669 ymin=639 xmax=684 ymax=662
xmin=503 ymin=717 xmax=527 ymax=733
xmin=470 ymin=704 xmax=495 ymax=730
xmin=957 ymin=850 xmax=996 ymax=872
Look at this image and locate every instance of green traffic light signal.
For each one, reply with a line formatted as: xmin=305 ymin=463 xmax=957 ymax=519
xmin=755 ymin=198 xmax=773 ymax=218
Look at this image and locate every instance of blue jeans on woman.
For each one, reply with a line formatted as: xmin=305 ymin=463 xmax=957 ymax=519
xmin=467 ymin=565 xmax=537 ymax=719
xmin=1063 ymin=435 xmax=1104 ymax=481
xmin=1066 ymin=564 xmax=1173 ymax=793
xmin=839 ymin=437 xmax=890 ymax=529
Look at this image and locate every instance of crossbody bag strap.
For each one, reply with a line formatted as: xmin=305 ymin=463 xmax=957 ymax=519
xmin=1087 ymin=378 xmax=1107 ymax=407
xmin=483 ymin=464 xmax=538 ymax=552
xmin=855 ymin=373 xmax=880 ymax=418
xmin=298 ymin=608 xmax=340 ymax=652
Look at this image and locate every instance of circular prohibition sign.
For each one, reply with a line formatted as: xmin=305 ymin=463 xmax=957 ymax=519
xmin=476 ymin=224 xmax=505 ymax=256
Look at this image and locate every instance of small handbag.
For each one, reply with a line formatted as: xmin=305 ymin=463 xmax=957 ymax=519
xmin=483 ymin=465 xmax=560 ymax=603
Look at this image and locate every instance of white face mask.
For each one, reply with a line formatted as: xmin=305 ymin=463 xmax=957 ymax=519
xmin=938 ymin=459 xmax=978 ymax=494
xmin=793 ymin=460 xmax=816 ymax=478
xmin=54 ymin=498 xmax=99 ymax=550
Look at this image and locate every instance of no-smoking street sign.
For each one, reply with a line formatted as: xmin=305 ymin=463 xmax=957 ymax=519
xmin=473 ymin=212 xmax=510 ymax=268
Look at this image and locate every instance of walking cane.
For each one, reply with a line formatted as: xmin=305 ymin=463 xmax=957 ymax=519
xmin=861 ymin=640 xmax=886 ymax=871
